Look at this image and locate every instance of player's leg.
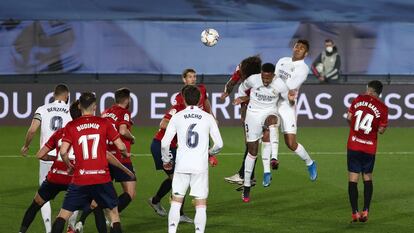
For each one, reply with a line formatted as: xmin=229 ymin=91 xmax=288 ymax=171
xmin=265 ymin=114 xmax=280 ymax=170
xmin=360 ymin=153 xmax=375 ymax=222
xmin=51 ymin=209 xmax=74 ymax=233
xmin=283 ymin=133 xmax=317 ymax=180
xmin=347 ymin=149 xmax=363 ymax=222
xmin=149 ymin=140 xmax=173 ymax=216
xmin=92 ymin=182 xmax=122 ymax=233
xmin=105 ymin=208 xmax=122 ymax=233
xmin=75 ymin=201 xmax=97 ymax=232
xmin=119 ymin=180 xmax=136 ymax=213
xmin=189 ymin=172 xmax=209 ymax=233
xmin=39 ymin=161 xmax=53 ymax=233
xmin=261 ymin=131 xmax=272 ymax=187
xmin=19 ymin=192 xmax=47 ymax=233
xmin=169 ymin=172 xmax=190 ymax=233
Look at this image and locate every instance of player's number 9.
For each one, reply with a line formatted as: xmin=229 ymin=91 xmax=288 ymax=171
xmin=50 ymin=116 xmax=63 ymax=131
xmin=186 ymin=123 xmax=199 ymax=148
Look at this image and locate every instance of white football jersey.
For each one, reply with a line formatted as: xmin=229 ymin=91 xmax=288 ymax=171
xmin=161 ymin=106 xmax=223 ymax=174
xmin=238 ymin=73 xmax=287 ymax=113
xmin=34 ymin=100 xmax=72 ymax=156
xmin=275 ymin=57 xmax=309 ymax=107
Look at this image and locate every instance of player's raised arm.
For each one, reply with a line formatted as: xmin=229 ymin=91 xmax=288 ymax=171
xmin=286 ymin=65 xmax=308 ymax=91
xmin=161 ymin=117 xmax=177 ymax=168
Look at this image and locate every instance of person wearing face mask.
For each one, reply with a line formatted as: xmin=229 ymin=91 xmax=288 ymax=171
xmin=311 ymin=39 xmax=341 ymax=83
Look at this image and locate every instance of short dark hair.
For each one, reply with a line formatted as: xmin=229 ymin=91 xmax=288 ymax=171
xmin=182 ymin=85 xmax=200 ymax=106
xmin=240 ymin=55 xmax=262 ymax=80
xmin=54 ymin=84 xmax=69 ymax=96
xmin=261 ymin=63 xmax=275 ymax=73
xmin=69 ymin=100 xmax=81 ymax=119
xmin=296 ymin=39 xmax=310 ymax=51
xmin=325 ymin=39 xmax=334 ymax=44
xmin=182 ymin=68 xmax=196 ymax=79
xmin=115 ymin=88 xmax=131 ymax=104
xmin=79 ymin=92 xmax=96 ymax=110
xmin=368 ymin=80 xmax=383 ymax=95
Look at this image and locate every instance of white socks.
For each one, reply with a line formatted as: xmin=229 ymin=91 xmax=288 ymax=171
xmin=168 ymin=201 xmax=182 ymax=233
xmin=68 ymin=210 xmax=79 ymax=230
xmin=244 ymin=153 xmax=257 ymax=187
xmin=295 ymin=143 xmax=313 ymax=166
xmin=194 ymin=205 xmax=207 ymax=233
xmin=269 ymin=125 xmax=279 ymax=160
xmin=40 ymin=201 xmax=51 ymax=233
xmin=261 ymin=142 xmax=271 ymax=173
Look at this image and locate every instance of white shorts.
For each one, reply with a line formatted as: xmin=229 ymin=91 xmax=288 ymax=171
xmin=279 ymin=104 xmax=297 ymax=134
xmin=39 ymin=161 xmax=53 ymax=185
xmin=244 ymin=110 xmax=278 ymax=142
xmin=172 ymin=171 xmax=209 ymax=199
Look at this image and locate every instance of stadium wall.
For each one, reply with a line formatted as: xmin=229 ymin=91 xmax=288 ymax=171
xmin=0 ymin=84 xmax=413 ymax=127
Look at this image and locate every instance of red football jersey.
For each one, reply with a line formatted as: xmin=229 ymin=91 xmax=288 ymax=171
xmin=62 ymin=115 xmax=120 ymax=185
xmin=102 ymin=105 xmax=133 ymax=164
xmin=174 ymin=84 xmax=208 ymax=111
xmin=44 ymin=128 xmax=75 ymax=185
xmin=153 ymin=104 xmax=185 ymax=148
xmin=347 ymin=94 xmax=388 ymax=155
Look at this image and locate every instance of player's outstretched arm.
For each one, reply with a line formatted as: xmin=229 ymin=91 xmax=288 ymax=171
xmin=113 ymin=138 xmax=128 ymax=158
xmin=21 ymin=119 xmax=41 ymax=156
xmin=36 ymin=146 xmax=53 ymax=161
xmin=106 ymin=151 xmax=135 ymax=179
xmin=119 ymin=124 xmax=135 ymax=144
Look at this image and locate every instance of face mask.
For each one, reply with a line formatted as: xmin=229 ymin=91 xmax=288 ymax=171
xmin=326 ymin=46 xmax=333 ymax=53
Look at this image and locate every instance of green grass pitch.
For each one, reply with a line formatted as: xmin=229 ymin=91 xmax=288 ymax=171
xmin=0 ymin=126 xmax=413 ymax=233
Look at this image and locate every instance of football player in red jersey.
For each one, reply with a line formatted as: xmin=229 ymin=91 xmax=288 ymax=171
xmin=50 ymin=92 xmax=128 ymax=233
xmin=102 ymin=88 xmax=136 ymax=213
xmin=19 ymin=100 xmax=133 ymax=233
xmin=346 ymin=80 xmax=388 ymax=223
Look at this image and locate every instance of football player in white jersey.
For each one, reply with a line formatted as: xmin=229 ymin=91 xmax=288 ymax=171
xmin=234 ymin=63 xmax=290 ymax=202
xmin=161 ymin=85 xmax=223 ymax=233
xmin=21 ymin=84 xmax=72 ymax=233
xmin=271 ymin=39 xmax=318 ymax=181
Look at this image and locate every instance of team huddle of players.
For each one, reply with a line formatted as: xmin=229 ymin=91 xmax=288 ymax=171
xmin=18 ymin=39 xmax=388 ymax=233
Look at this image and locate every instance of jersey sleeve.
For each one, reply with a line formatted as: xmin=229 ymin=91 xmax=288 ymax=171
xmin=62 ymin=124 xmax=73 ymax=145
xmin=209 ymin=115 xmax=223 ymax=154
xmin=230 ymin=69 xmax=241 ymax=82
xmin=163 ymin=105 xmax=180 ymax=121
xmin=238 ymin=75 xmax=254 ymax=97
xmin=286 ymin=65 xmax=308 ymax=90
xmin=106 ymin=119 xmax=121 ymax=142
xmin=118 ymin=110 xmax=132 ymax=127
xmin=161 ymin=116 xmax=178 ymax=161
xmin=33 ymin=106 xmax=43 ymax=121
xmin=379 ymin=105 xmax=389 ymax=128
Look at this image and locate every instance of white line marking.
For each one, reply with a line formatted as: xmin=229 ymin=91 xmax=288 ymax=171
xmin=2 ymin=151 xmax=412 ymax=158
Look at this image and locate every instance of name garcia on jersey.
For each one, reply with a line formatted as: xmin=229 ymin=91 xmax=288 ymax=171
xmin=353 ymin=101 xmax=381 ymax=118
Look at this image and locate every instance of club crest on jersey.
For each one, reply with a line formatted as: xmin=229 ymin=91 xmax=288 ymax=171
xmin=124 ymin=113 xmax=130 ymax=121
xmin=169 ymin=108 xmax=177 ymax=115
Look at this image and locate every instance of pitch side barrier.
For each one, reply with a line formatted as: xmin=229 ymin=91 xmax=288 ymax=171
xmin=0 ymin=84 xmax=413 ymax=127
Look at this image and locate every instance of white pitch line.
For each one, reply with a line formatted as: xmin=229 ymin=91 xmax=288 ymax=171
xmin=1 ymin=151 xmax=413 ymax=158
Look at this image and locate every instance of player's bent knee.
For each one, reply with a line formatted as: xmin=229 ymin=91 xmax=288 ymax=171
xmin=171 ymin=195 xmax=184 ymax=203
xmin=265 ymin=115 xmax=278 ymax=126
xmin=194 ymin=198 xmax=207 ymax=206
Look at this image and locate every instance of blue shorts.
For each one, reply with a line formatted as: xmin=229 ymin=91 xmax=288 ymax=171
xmin=62 ymin=182 xmax=118 ymax=212
xmin=150 ymin=138 xmax=177 ymax=175
xmin=347 ymin=149 xmax=376 ymax=174
xmin=38 ymin=180 xmax=68 ymax=202
xmin=109 ymin=163 xmax=136 ymax=182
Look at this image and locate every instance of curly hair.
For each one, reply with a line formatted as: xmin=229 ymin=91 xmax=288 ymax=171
xmin=239 ymin=55 xmax=262 ymax=80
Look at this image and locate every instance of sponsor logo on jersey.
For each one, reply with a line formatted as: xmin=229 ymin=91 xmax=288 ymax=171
xmin=124 ymin=113 xmax=130 ymax=121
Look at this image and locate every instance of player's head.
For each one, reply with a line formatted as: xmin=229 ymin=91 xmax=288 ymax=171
xmin=367 ymin=80 xmax=383 ymax=97
xmin=182 ymin=85 xmax=200 ymax=106
xmin=182 ymin=68 xmax=197 ymax=85
xmin=239 ymin=55 xmax=262 ymax=80
xmin=79 ymin=92 xmax=97 ymax=115
xmin=53 ymin=84 xmax=69 ymax=102
xmin=292 ymin=39 xmax=309 ymax=61
xmin=325 ymin=39 xmax=335 ymax=53
xmin=261 ymin=63 xmax=275 ymax=87
xmin=115 ymin=87 xmax=131 ymax=109
xmin=69 ymin=100 xmax=81 ymax=120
